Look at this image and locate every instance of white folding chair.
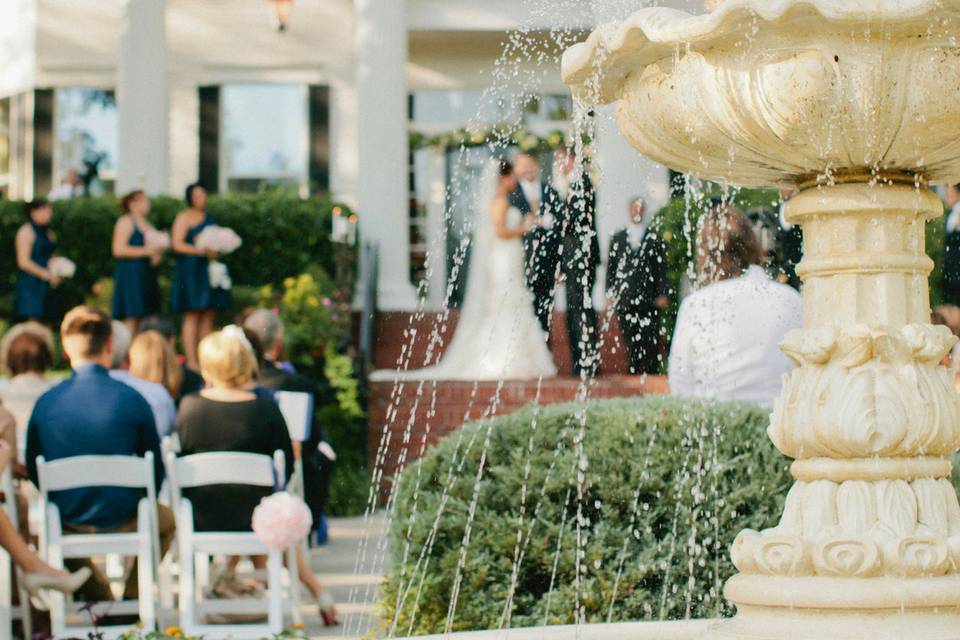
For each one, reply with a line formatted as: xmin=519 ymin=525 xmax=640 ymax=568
xmin=165 ymin=450 xmax=286 ymax=639
xmin=36 ymin=453 xmax=160 ymax=639
xmin=0 ymin=467 xmax=30 ymax=640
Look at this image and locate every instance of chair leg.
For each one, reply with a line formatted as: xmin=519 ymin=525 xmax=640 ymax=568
xmin=287 ymin=545 xmax=302 ymax=626
xmin=45 ymin=541 xmax=65 ymax=638
xmin=267 ymin=549 xmax=284 ymax=634
xmin=177 ymin=503 xmax=197 ymax=634
xmin=0 ymin=551 xmax=12 ymax=640
xmin=137 ymin=500 xmax=156 ymax=632
xmin=14 ymin=568 xmax=31 ymax=640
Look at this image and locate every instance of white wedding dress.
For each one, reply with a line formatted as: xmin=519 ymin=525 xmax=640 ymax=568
xmin=371 ymin=163 xmax=557 ymax=382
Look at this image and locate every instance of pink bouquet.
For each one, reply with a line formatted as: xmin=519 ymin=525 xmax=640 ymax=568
xmin=144 ymin=229 xmax=171 ymax=251
xmin=194 ymin=225 xmax=242 ymax=255
xmin=48 ymin=256 xmax=76 ymax=279
xmin=251 ymin=492 xmax=313 ymax=550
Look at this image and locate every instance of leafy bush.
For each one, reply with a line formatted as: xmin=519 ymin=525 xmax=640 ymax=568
xmin=381 ymin=396 xmax=792 ymax=635
xmin=0 ymin=193 xmax=350 ymax=320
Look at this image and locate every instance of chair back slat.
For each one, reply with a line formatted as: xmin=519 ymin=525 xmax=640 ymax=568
xmin=171 ymin=452 xmax=277 ymax=489
xmin=275 ymin=391 xmax=312 ymax=443
xmin=37 ymin=453 xmax=156 ymax=495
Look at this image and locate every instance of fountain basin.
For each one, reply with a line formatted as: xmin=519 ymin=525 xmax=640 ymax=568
xmin=398 ymin=621 xmax=713 ymax=640
xmin=562 ymin=0 xmax=960 ymax=187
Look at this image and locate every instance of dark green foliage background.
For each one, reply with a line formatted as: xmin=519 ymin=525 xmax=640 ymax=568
xmin=381 ymin=396 xmax=792 ymax=635
xmin=0 ymin=193 xmax=347 ymax=319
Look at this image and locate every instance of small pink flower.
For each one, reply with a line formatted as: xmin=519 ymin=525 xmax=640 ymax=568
xmin=251 ymin=492 xmax=313 ymax=550
xmin=322 ymin=297 xmax=333 ymax=307
xmin=271 ymin=307 xmax=280 ymax=315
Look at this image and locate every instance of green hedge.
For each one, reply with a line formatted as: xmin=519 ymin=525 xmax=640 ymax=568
xmin=0 ymin=192 xmax=350 ymax=319
xmin=381 ymin=396 xmax=792 ymax=635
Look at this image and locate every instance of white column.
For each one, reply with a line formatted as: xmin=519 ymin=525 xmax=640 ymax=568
xmin=117 ymin=0 xmax=169 ymax=195
xmin=355 ymin=0 xmax=418 ymax=310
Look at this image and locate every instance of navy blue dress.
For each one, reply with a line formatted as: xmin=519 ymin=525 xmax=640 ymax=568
xmin=14 ymin=222 xmax=55 ymax=320
xmin=112 ymin=223 xmax=160 ymax=320
xmin=171 ymin=214 xmax=231 ymax=312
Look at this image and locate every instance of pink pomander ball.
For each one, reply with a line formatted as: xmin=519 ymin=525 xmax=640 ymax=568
xmin=251 ymin=492 xmax=313 ymax=550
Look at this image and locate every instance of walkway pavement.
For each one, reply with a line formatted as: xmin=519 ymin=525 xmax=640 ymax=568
xmin=303 ymin=513 xmax=389 ymax=639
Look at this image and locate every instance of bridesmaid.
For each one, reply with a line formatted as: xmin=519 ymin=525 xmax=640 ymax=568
xmin=14 ymin=200 xmax=58 ymax=323
xmin=112 ymin=190 xmax=164 ymax=335
xmin=171 ymin=183 xmax=230 ymax=370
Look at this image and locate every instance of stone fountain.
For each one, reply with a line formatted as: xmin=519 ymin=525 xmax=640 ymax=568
xmin=565 ymin=1 xmax=960 ymax=638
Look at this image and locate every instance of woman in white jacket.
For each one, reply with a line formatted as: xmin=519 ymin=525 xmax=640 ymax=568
xmin=668 ymin=204 xmax=802 ymax=407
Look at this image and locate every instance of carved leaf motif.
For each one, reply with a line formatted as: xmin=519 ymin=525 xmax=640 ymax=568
xmin=731 ymin=530 xmax=760 ymax=573
xmin=799 ymin=480 xmax=838 ymax=538
xmin=914 ymin=478 xmax=950 ymax=537
xmin=836 ymin=481 xmax=876 ymax=535
xmin=813 ymin=537 xmax=881 ymax=577
xmin=833 ymin=368 xmax=910 ymax=456
xmin=874 ymin=481 xmax=918 ymax=538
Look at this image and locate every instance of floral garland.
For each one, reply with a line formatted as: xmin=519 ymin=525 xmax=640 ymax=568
xmin=409 ymin=126 xmax=571 ymax=153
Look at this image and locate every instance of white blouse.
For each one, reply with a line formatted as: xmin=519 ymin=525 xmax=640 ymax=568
xmin=668 ymin=266 xmax=802 ymax=407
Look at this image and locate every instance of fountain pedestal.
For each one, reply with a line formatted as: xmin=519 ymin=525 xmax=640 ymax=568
xmin=563 ymin=2 xmax=960 ymax=637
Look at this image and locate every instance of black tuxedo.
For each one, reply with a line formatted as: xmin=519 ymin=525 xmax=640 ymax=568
xmin=945 ymin=209 xmax=960 ymax=304
xmin=560 ymin=173 xmax=600 ymax=376
xmin=509 ymin=181 xmax=563 ymax=332
xmin=606 ymin=224 xmax=669 ymax=374
xmin=258 ymin=362 xmax=334 ymax=530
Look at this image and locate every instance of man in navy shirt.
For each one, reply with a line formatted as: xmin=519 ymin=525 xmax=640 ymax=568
xmin=26 ymin=305 xmax=173 ymax=601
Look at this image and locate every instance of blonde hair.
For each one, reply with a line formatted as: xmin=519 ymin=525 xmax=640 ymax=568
xmin=198 ymin=327 xmax=257 ymax=390
xmin=130 ymin=331 xmax=183 ymax=399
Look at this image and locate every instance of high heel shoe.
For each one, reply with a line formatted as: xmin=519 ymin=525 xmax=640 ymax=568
xmin=317 ymin=590 xmax=340 ymax=626
xmin=23 ymin=567 xmax=92 ymax=596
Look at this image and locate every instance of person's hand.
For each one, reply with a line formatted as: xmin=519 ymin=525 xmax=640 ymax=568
xmin=150 ymin=253 xmax=163 ymax=267
xmin=49 ymin=274 xmax=62 ymax=287
xmin=523 ymin=217 xmax=541 ymax=233
xmin=0 ymin=441 xmax=15 ymax=474
xmin=655 ymin=295 xmax=669 ymax=310
xmin=206 ymin=250 xmax=221 ymax=260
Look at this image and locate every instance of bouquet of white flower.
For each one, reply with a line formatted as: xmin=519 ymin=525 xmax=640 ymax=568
xmin=194 ymin=225 xmax=242 ymax=255
xmin=144 ymin=229 xmax=171 ymax=251
xmin=208 ymin=260 xmax=233 ymax=291
xmin=48 ymin=256 xmax=76 ymax=279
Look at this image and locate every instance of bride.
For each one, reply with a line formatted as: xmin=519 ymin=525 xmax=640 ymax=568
xmin=372 ymin=158 xmax=557 ymax=381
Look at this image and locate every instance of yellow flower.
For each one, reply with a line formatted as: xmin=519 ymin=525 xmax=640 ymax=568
xmin=164 ymin=626 xmax=184 ymax=637
xmin=292 ymin=621 xmax=306 ymax=629
xmin=307 ymin=295 xmax=320 ymax=308
xmin=283 ymin=277 xmax=296 ymax=289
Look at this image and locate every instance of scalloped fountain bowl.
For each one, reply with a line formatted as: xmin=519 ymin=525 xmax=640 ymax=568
xmin=562 ymin=0 xmax=960 ymax=187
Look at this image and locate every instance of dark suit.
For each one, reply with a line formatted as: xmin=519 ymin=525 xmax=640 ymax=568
xmin=606 ymin=224 xmax=669 ymax=374
xmin=560 ymin=173 xmax=601 ymax=376
xmin=509 ymin=181 xmax=564 ymax=332
xmin=945 ymin=208 xmax=960 ymax=305
xmin=258 ymin=361 xmax=334 ymax=531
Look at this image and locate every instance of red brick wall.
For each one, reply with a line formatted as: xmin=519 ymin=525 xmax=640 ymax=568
xmin=368 ymin=375 xmax=669 ymax=489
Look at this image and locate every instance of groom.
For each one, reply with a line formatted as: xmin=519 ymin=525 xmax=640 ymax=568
xmin=510 ymin=152 xmax=564 ymax=334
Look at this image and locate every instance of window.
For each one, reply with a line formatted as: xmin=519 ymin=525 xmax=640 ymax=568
xmin=54 ymin=88 xmax=117 ymax=195
xmin=221 ymin=84 xmax=309 ymax=195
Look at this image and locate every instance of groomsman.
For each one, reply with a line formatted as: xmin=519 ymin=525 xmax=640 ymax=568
xmin=554 ymin=147 xmax=601 ymax=377
xmin=606 ymin=197 xmax=669 ymax=374
xmin=510 ymin=153 xmax=564 ymax=333
xmin=945 ymin=184 xmax=960 ymax=305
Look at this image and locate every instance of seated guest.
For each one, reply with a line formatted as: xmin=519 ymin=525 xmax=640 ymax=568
xmin=26 ymin=306 xmax=173 ymax=602
xmin=129 ymin=330 xmax=183 ymax=401
xmin=243 ymin=310 xmax=334 ymax=525
xmin=109 ymin=321 xmax=176 ymax=438
xmin=177 ymin=327 xmax=338 ymax=625
xmin=668 ymin=205 xmax=802 ymax=406
xmin=0 ymin=322 xmax=58 ymax=459
xmin=139 ymin=315 xmax=205 ymax=398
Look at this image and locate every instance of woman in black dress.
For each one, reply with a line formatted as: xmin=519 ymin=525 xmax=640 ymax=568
xmin=176 ymin=327 xmax=338 ymax=625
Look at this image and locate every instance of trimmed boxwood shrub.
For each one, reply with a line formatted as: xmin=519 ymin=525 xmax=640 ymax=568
xmin=381 ymin=396 xmax=792 ymax=635
xmin=0 ymin=192 xmax=350 ymax=319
